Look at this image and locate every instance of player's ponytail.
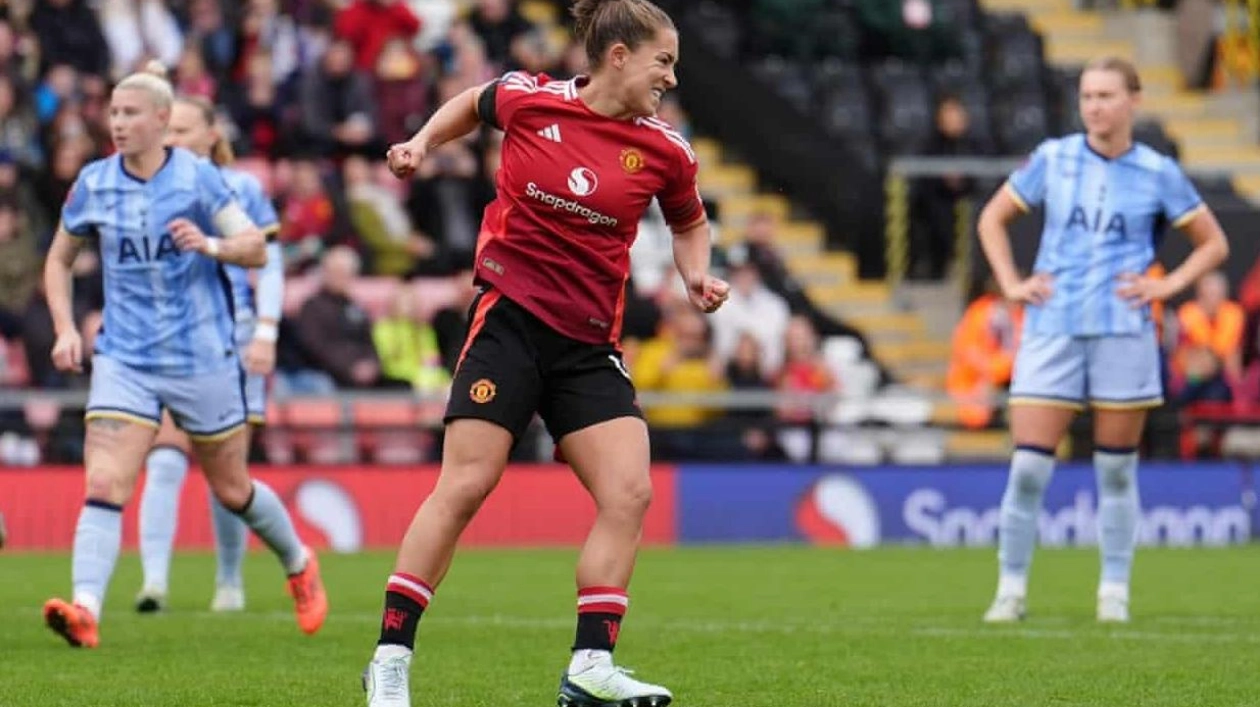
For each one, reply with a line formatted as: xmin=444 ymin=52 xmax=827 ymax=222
xmin=571 ymin=0 xmax=673 ymax=69
xmin=174 ymin=95 xmax=236 ymax=166
xmin=114 ymin=59 xmax=175 ymax=110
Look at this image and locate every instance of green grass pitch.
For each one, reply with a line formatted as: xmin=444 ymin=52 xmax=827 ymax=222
xmin=1 ymin=546 xmax=1257 ymax=706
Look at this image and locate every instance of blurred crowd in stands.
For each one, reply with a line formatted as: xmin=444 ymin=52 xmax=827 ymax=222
xmin=0 ymin=0 xmax=903 ymax=465
xmin=0 ymin=0 xmax=1250 ymax=466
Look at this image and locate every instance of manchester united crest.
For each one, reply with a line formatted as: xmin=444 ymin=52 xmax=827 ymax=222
xmin=619 ymin=148 xmax=644 ymax=174
xmin=469 ymin=378 xmax=497 ymax=404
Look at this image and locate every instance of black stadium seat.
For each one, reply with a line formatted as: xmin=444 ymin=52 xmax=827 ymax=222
xmin=750 ymin=56 xmax=814 ymax=115
xmin=993 ymin=90 xmax=1050 ymax=154
xmin=868 ymin=61 xmax=934 ymax=154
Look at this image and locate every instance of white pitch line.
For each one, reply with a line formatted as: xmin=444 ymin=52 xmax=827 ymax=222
xmin=913 ymin=626 xmax=1260 ymax=645
xmin=14 ymin=607 xmax=1260 ymax=644
xmin=170 ymin=611 xmax=1260 ymax=644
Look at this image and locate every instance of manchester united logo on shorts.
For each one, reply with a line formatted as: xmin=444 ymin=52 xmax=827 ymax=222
xmin=469 ymin=378 xmax=497 ymax=404
xmin=619 ymin=148 xmax=644 ymax=174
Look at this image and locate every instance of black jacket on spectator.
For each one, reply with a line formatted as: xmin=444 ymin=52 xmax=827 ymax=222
xmin=296 ymin=69 xmax=378 ymax=156
xmin=294 ymin=289 xmax=380 ymax=386
xmin=468 ymin=8 xmax=532 ymax=69
xmin=30 ymin=0 xmax=110 ymax=75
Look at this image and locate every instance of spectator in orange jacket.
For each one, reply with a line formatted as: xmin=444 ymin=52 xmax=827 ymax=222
xmin=1173 ymin=270 xmax=1243 ymax=403
xmin=947 ymin=282 xmax=1024 ymax=429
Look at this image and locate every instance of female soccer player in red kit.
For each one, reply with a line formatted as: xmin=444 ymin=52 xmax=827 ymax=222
xmin=362 ymin=1 xmax=728 ymax=705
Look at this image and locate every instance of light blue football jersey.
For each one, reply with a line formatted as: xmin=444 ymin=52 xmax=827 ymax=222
xmin=60 ymin=147 xmax=246 ymax=376
xmin=1006 ymin=134 xmax=1203 ymax=337
xmin=219 ymin=166 xmax=280 ymax=321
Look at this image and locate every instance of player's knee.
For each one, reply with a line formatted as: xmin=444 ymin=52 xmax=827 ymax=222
xmin=84 ymin=469 xmax=130 ymax=505
xmin=599 ymin=475 xmax=653 ymax=519
xmin=1095 ymin=454 xmax=1136 ymax=494
xmin=1007 ymin=449 xmax=1054 ymax=498
xmin=1010 ymin=468 xmax=1048 ymax=497
xmin=434 ymin=465 xmax=499 ymax=519
xmin=208 ymin=475 xmax=254 ymax=512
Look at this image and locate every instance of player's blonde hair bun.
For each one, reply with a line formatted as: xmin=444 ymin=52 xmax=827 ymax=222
xmin=115 ymin=59 xmax=175 ymax=110
xmin=141 ymin=60 xmax=170 ymax=81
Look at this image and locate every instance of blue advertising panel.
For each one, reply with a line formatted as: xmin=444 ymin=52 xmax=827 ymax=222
xmin=677 ymin=463 xmax=1253 ymax=547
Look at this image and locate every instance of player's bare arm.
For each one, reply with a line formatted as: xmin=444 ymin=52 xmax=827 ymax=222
xmin=978 ymin=185 xmax=1053 ymax=306
xmin=672 ymin=218 xmax=729 ymax=314
xmin=1117 ymin=206 xmax=1229 ymax=305
xmin=387 ymin=82 xmax=490 ymax=179
xmin=44 ymin=227 xmax=86 ymax=373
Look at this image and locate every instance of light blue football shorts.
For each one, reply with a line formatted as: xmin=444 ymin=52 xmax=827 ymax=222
xmin=85 ymin=354 xmax=248 ymax=441
xmin=235 ymin=317 xmax=267 ymax=425
xmin=1009 ymin=329 xmax=1163 ymax=410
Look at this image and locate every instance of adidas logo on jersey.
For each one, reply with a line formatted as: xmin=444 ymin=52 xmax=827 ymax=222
xmin=537 ymin=124 xmax=562 ymax=143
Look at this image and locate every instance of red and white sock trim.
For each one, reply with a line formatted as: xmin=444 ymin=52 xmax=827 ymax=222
xmin=577 ymin=585 xmax=628 ymax=616
xmin=387 ymin=573 xmax=434 ymax=608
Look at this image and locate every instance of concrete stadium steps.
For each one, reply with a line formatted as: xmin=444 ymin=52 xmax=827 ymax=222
xmin=1163 ymin=117 xmax=1245 ymax=148
xmin=698 ymin=164 xmax=757 ymax=196
xmin=983 ymin=0 xmax=1074 ymax=12
xmin=1138 ymin=65 xmax=1187 ymax=96
xmin=807 ymin=281 xmax=893 ymax=307
xmin=691 ymin=138 xmax=723 ymax=168
xmin=786 ymin=253 xmax=858 ymax=285
xmin=1232 ymin=174 xmax=1260 ymax=200
xmin=847 ymin=312 xmax=927 ymax=340
xmin=718 ymin=193 xmax=792 ymax=223
xmin=690 ymin=142 xmax=948 ymax=406
xmin=872 ymin=340 xmax=954 ymax=367
xmin=1179 ymin=143 xmax=1260 ymax=169
xmin=945 ymin=429 xmax=1013 ymax=460
xmin=1030 ymin=11 xmax=1104 ymax=36
xmin=1140 ymin=93 xmax=1209 ymax=119
xmin=931 ymin=400 xmax=962 ymax=426
xmin=1045 ymin=37 xmax=1135 ymax=66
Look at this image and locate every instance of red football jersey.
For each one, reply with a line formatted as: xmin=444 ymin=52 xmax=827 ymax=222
xmin=475 ymin=71 xmax=706 ymax=345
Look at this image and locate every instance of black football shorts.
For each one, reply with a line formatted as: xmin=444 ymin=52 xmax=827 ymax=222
xmin=444 ymin=288 xmax=643 ymax=442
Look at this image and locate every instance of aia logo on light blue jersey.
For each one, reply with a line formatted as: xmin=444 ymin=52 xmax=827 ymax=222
xmin=1066 ymin=206 xmax=1127 ymax=237
xmin=117 ymin=233 xmax=180 ymax=264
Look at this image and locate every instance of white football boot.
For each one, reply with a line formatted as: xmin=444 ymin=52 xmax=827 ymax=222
xmin=210 ymin=584 xmax=245 ymax=612
xmin=1097 ymin=584 xmax=1130 ymax=623
xmin=558 ymin=650 xmax=673 ymax=707
xmin=983 ymin=594 xmax=1027 ymax=623
xmin=363 ymin=649 xmax=412 ymax=707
